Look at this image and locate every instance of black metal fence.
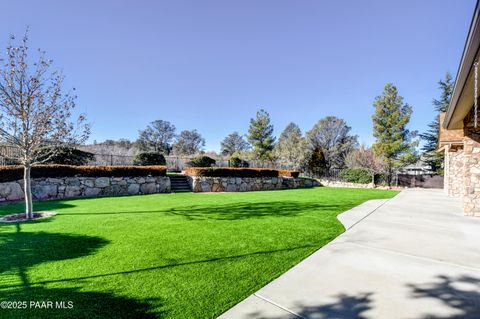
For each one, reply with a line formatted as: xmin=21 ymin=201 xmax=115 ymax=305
xmin=84 ymin=154 xmax=298 ymax=172
xmin=0 ymin=145 xmax=21 ymax=165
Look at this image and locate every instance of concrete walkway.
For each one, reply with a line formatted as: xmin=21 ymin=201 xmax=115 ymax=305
xmin=219 ymin=189 xmax=480 ymax=319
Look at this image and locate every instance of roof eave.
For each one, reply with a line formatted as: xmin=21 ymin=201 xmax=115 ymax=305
xmin=444 ymin=1 xmax=480 ymax=129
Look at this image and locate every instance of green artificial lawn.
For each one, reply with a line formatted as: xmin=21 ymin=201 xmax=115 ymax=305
xmin=0 ymin=187 xmax=397 ymax=319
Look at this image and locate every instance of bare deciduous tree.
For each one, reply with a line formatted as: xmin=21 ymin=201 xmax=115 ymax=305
xmin=345 ymin=144 xmax=385 ymax=172
xmin=306 ymin=116 xmax=358 ymax=170
xmin=0 ymin=31 xmax=90 ymax=218
xmin=220 ymin=131 xmax=249 ymax=156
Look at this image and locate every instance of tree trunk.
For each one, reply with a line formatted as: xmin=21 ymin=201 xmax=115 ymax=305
xmin=24 ymin=165 xmax=33 ymax=219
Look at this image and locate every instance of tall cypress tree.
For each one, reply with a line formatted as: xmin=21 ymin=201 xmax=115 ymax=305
xmin=419 ymin=72 xmax=454 ymax=174
xmin=247 ymin=109 xmax=276 ymax=161
xmin=372 ymin=83 xmax=417 ymax=185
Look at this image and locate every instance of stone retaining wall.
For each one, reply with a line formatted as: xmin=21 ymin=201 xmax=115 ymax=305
xmin=188 ymin=176 xmax=320 ymax=192
xmin=0 ymin=176 xmax=171 ymax=202
xmin=318 ymin=179 xmax=375 ymax=189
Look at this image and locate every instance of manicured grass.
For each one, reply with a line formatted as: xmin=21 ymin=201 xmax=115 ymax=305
xmin=0 ymin=187 xmax=397 ymax=318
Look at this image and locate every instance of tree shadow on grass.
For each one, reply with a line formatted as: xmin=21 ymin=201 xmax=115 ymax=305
xmin=246 ymin=292 xmax=373 ymax=319
xmin=1 ymin=286 xmax=162 ymax=319
xmin=0 ymin=224 xmax=163 ymax=318
xmin=0 ymin=244 xmax=319 ymax=289
xmin=407 ymin=275 xmax=480 ymax=319
xmin=0 ymin=224 xmax=108 ymax=276
xmin=59 ymin=201 xmax=348 ymax=221
xmin=167 ymin=201 xmax=345 ymax=221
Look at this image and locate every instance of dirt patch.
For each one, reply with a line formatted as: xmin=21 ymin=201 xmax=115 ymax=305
xmin=0 ymin=211 xmax=57 ymax=223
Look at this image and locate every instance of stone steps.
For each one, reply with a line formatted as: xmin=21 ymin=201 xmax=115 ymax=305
xmin=169 ymin=175 xmax=192 ymax=193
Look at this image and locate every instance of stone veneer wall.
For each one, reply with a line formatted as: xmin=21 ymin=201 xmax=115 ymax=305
xmin=463 ymin=138 xmax=480 ymax=216
xmin=188 ymin=176 xmax=320 ymax=192
xmin=444 ymin=147 xmax=465 ymax=198
xmin=462 ymin=109 xmax=480 ymax=216
xmin=0 ymin=176 xmax=170 ymax=202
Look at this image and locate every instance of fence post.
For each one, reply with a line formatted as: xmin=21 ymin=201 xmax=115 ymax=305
xmin=110 ymin=154 xmax=113 ymax=166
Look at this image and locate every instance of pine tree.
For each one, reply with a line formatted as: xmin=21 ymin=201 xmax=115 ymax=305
xmin=419 ymin=72 xmax=454 ymax=174
xmin=247 ymin=109 xmax=276 ymax=161
xmin=372 ymin=83 xmax=417 ymax=185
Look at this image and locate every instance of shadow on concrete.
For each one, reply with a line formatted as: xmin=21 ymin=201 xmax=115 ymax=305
xmin=246 ymin=292 xmax=373 ymax=319
xmin=407 ymin=274 xmax=480 ymax=319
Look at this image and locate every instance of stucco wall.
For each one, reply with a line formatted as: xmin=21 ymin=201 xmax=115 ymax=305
xmin=0 ymin=176 xmax=171 ymax=202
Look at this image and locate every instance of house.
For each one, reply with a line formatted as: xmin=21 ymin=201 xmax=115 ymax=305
xmin=440 ymin=1 xmax=480 ymax=216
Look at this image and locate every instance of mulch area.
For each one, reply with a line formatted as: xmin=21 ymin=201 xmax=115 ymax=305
xmin=0 ymin=211 xmax=56 ymax=222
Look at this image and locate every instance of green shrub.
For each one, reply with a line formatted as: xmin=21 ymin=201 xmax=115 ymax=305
xmin=187 ymin=156 xmax=216 ymax=167
xmin=0 ymin=165 xmax=167 ymax=182
xmin=35 ymin=147 xmax=95 ymax=166
xmin=133 ymin=152 xmax=166 ymax=166
xmin=229 ymin=156 xmax=249 ymax=168
xmin=184 ymin=167 xmax=299 ymax=178
xmin=339 ymin=168 xmax=372 ymax=184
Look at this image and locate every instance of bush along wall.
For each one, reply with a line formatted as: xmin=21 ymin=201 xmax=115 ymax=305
xmin=184 ymin=167 xmax=300 ymax=178
xmin=0 ymin=165 xmax=167 ymax=183
xmin=186 ymin=156 xmax=216 ymax=167
xmin=133 ymin=152 xmax=167 ymax=166
xmin=339 ymin=168 xmax=373 ymax=184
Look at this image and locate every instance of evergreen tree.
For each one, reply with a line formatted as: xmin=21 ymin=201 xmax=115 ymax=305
xmin=419 ymin=72 xmax=454 ymax=174
xmin=247 ymin=109 xmax=276 ymax=161
xmin=172 ymin=129 xmax=205 ymax=155
xmin=305 ymin=147 xmax=327 ymax=176
xmin=372 ymin=83 xmax=417 ymax=185
xmin=136 ymin=120 xmax=176 ymax=154
xmin=274 ymin=123 xmax=306 ymax=170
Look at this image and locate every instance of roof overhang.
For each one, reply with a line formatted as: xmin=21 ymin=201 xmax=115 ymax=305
xmin=444 ymin=1 xmax=480 ymax=130
xmin=438 ymin=113 xmax=464 ymax=152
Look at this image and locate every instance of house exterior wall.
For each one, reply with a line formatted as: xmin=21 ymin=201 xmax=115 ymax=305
xmin=463 ymin=109 xmax=480 ymax=216
xmin=444 ymin=146 xmax=464 ymax=198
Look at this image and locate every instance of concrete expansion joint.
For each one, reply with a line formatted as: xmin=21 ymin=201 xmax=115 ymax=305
xmin=345 ymin=241 xmax=480 ymax=273
xmin=253 ymin=293 xmax=306 ymax=319
xmin=343 ymin=197 xmax=393 ymax=230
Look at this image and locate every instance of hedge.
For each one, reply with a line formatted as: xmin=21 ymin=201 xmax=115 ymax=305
xmin=0 ymin=165 xmax=167 ymax=183
xmin=184 ymin=167 xmax=300 ymax=178
xmin=186 ymin=156 xmax=216 ymax=168
xmin=133 ymin=152 xmax=167 ymax=166
xmin=339 ymin=168 xmax=372 ymax=184
xmin=229 ymin=156 xmax=249 ymax=168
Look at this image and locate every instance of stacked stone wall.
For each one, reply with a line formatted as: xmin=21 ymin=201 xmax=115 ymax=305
xmin=0 ymin=176 xmax=171 ymax=202
xmin=188 ymin=176 xmax=319 ymax=192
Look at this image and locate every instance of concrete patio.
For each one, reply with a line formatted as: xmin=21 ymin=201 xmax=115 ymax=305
xmin=219 ymin=189 xmax=480 ymax=319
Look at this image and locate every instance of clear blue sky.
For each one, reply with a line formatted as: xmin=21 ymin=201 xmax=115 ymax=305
xmin=0 ymin=0 xmax=476 ymax=152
